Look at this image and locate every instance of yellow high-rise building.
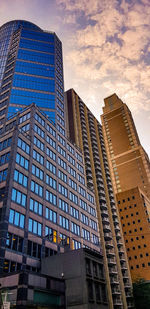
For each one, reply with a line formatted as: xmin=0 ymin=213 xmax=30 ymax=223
xmin=101 ymin=93 xmax=150 ymax=281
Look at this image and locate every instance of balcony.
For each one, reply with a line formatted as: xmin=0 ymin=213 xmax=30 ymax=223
xmin=104 ymin=232 xmax=112 ymax=240
xmin=118 ymin=246 xmax=124 ymax=254
xmin=103 ymin=224 xmax=111 ymax=232
xmin=124 ymin=280 xmax=131 ymax=288
xmin=87 ymin=173 xmax=93 ymax=180
xmin=105 ymin=239 xmax=114 ymax=248
xmin=112 ymin=211 xmax=118 ymax=218
xmin=119 ymin=254 xmax=126 ymax=262
xmin=113 ymin=299 xmax=123 ymax=306
xmin=106 ymin=248 xmax=115 ymax=257
xmin=108 ymin=257 xmax=116 ymax=265
xmin=113 ymin=218 xmax=119 ymax=225
xmin=99 ymin=195 xmax=106 ymax=203
xmin=100 ymin=203 xmax=107 ymax=210
xmin=115 ymin=231 xmax=122 ymax=239
xmin=117 ymin=240 xmax=123 ymax=248
xmin=122 ymin=271 xmax=129 ymax=279
xmin=102 ymin=216 xmax=109 ymax=223
xmin=110 ymin=277 xmax=119 ymax=285
xmin=112 ymin=288 xmax=121 ymax=295
xmin=101 ymin=209 xmax=108 ymax=217
xmin=121 ymin=263 xmax=128 ymax=271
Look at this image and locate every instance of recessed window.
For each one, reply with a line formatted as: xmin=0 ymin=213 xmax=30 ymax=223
xmin=142 ymin=264 xmax=145 ymax=267
xmin=136 ymin=265 xmax=139 ymax=268
xmin=131 ymin=266 xmax=133 ymax=269
xmin=132 ymin=196 xmax=135 ymax=200
xmin=134 ymin=256 xmax=137 ymax=259
xmin=131 ymin=238 xmax=133 ymax=242
xmin=134 ymin=229 xmax=137 ymax=232
xmin=121 ymin=216 xmax=124 ymax=219
xmin=127 ymin=248 xmax=130 ymax=251
xmin=123 ymin=224 xmax=125 ymax=227
xmin=134 ymin=204 xmax=137 ymax=207
xmin=123 ymin=199 xmax=125 ymax=203
xmin=127 ymin=223 xmax=130 ymax=226
xmin=144 ymin=244 xmax=147 ymax=248
xmin=126 ymin=240 xmax=128 ymax=243
xmin=126 ymin=215 xmax=128 ymax=218
xmin=138 ymin=219 xmax=140 ymax=222
xmin=142 ymin=236 xmax=144 ymax=239
xmin=138 ymin=245 xmax=141 ymax=249
xmin=129 ymin=206 xmax=132 ymax=209
xmin=140 ymin=228 xmax=143 ymax=231
xmin=140 ymin=254 xmax=143 ymax=258
xmin=124 ymin=207 xmax=127 ymax=210
xmin=136 ymin=212 xmax=139 ymax=215
xmin=129 ymin=230 xmax=132 ymax=234
xmin=133 ymin=247 xmax=135 ymax=250
xmin=136 ymin=237 xmax=139 ymax=240
xmin=131 ymin=213 xmax=133 ymax=216
xmin=120 ymin=209 xmax=122 ymax=212
xmin=133 ymin=221 xmax=135 ymax=224
xmin=146 ymin=253 xmax=149 ymax=257
xmin=148 ymin=262 xmax=150 ymax=266
xmin=128 ymin=198 xmax=130 ymax=201
xmin=129 ymin=257 xmax=131 ymax=260
xmin=118 ymin=201 xmax=120 ymax=204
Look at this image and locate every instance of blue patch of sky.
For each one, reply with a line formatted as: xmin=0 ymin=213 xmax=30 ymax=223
xmin=95 ymin=62 xmax=102 ymax=70
xmin=76 ymin=11 xmax=97 ymax=30
xmin=106 ymin=34 xmax=123 ymax=47
xmin=141 ymin=52 xmax=150 ymax=65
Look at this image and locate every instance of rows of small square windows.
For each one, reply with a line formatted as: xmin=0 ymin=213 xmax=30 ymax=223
xmin=129 ymin=253 xmax=149 ymax=260
xmin=130 ymin=263 xmax=150 ymax=270
xmin=124 ymin=228 xmax=143 ymax=234
xmin=127 ymin=244 xmax=147 ymax=251
xmin=125 ymin=235 xmax=145 ymax=242
xmin=119 ymin=204 xmax=137 ymax=211
xmin=118 ymin=196 xmax=135 ymax=204
xmin=121 ymin=212 xmax=139 ymax=219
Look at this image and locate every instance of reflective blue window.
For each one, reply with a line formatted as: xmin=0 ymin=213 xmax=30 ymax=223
xmin=28 ymin=218 xmax=42 ymax=236
xmin=19 ymin=38 xmax=54 ymax=53
xmin=21 ymin=29 xmax=55 ymax=43
xmin=31 ymin=180 xmax=43 ymax=197
xmin=10 ymin=89 xmax=55 ymax=108
xmin=30 ymin=198 xmax=43 ymax=216
xmin=46 ymin=207 xmax=57 ymax=223
xmin=11 ymin=188 xmax=27 ymax=207
xmin=32 ymin=164 xmax=44 ymax=180
xmin=9 ymin=209 xmax=25 ymax=229
xmin=8 ymin=106 xmax=23 ymax=117
xmin=46 ymin=190 xmax=57 ymax=206
xmin=14 ymin=170 xmax=28 ymax=187
xmin=0 ymin=169 xmax=7 ymax=182
xmin=46 ymin=175 xmax=57 ymax=189
xmin=13 ymin=74 xmax=55 ymax=92
xmin=33 ymin=149 xmax=44 ymax=165
xmin=17 ymin=138 xmax=30 ymax=154
xmin=15 ymin=61 xmax=55 ymax=78
xmin=43 ymin=111 xmax=55 ymax=123
xmin=16 ymin=153 xmax=29 ymax=170
xmin=46 ymin=161 xmax=56 ymax=175
xmin=18 ymin=49 xmax=54 ymax=65
xmin=0 ymin=152 xmax=10 ymax=166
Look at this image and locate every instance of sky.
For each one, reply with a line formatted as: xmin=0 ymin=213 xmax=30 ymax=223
xmin=0 ymin=0 xmax=150 ymax=156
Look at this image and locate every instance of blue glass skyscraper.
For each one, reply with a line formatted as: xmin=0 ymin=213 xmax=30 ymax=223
xmin=0 ymin=20 xmax=64 ymax=126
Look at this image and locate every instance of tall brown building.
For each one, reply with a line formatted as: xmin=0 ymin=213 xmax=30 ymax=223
xmin=101 ymin=93 xmax=150 ymax=281
xmin=65 ymin=89 xmax=132 ymax=309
